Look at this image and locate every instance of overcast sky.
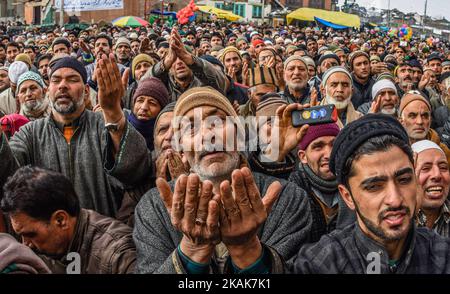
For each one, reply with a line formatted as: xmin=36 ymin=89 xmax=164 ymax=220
xmin=338 ymin=0 xmax=450 ymax=19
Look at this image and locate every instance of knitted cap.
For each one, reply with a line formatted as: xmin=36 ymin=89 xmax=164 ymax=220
xmin=252 ymin=39 xmax=264 ymax=47
xmin=348 ymin=50 xmax=369 ymax=70
xmin=318 ymin=53 xmax=340 ymax=66
xmin=15 ymin=53 xmax=32 ymax=69
xmin=133 ymin=77 xmax=169 ymax=108
xmin=284 ymin=55 xmax=308 ymax=71
xmin=16 ymin=71 xmax=45 ymax=94
xmin=49 ymin=57 xmax=87 ymax=84
xmin=173 ymin=87 xmax=244 ymax=136
xmin=330 ymin=114 xmax=410 ymax=184
xmin=299 ymin=123 xmax=340 ymax=150
xmin=219 ymin=46 xmax=241 ymax=64
xmin=256 ymin=94 xmax=287 ymax=119
xmin=131 ymin=54 xmax=155 ymax=79
xmin=248 ymin=66 xmax=278 ymax=88
xmin=371 ymin=79 xmax=397 ymax=99
xmin=155 ymin=101 xmax=176 ymax=132
xmin=321 ymin=66 xmax=352 ymax=87
xmin=115 ymin=37 xmax=131 ymax=49
xmin=399 ymin=93 xmax=431 ymax=116
xmin=8 ymin=61 xmax=29 ymax=85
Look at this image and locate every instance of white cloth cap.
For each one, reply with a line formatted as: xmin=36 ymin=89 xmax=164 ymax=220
xmin=321 ymin=66 xmax=353 ymax=87
xmin=8 ymin=61 xmax=29 ymax=85
xmin=371 ymin=79 xmax=398 ymax=99
xmin=411 ymin=140 xmax=444 ymax=155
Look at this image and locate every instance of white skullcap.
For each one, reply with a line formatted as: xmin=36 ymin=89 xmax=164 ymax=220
xmin=411 ymin=140 xmax=444 ymax=155
xmin=321 ymin=66 xmax=353 ymax=87
xmin=371 ymin=79 xmax=398 ymax=99
xmin=8 ymin=61 xmax=29 ymax=85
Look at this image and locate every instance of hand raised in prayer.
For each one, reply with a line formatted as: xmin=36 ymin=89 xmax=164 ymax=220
xmin=170 ymin=28 xmax=194 ymax=66
xmin=96 ymin=53 xmax=125 ymax=115
xmin=156 ymin=174 xmax=220 ymax=264
xmin=218 ymin=167 xmax=281 ymax=268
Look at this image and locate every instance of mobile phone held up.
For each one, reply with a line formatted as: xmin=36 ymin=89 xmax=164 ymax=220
xmin=291 ymin=104 xmax=338 ymax=127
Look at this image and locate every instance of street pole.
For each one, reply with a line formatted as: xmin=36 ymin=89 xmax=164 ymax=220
xmin=422 ymin=0 xmax=428 ymax=34
xmin=261 ymin=0 xmax=265 ymax=24
xmin=387 ymin=0 xmax=390 ymax=27
xmin=161 ymin=0 xmax=164 ymax=23
xmin=59 ymin=0 xmax=64 ymax=28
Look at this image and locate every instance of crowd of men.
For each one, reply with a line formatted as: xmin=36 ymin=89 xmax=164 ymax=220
xmin=1 ymin=18 xmax=450 ymax=274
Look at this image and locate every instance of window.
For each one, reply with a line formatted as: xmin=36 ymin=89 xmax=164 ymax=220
xmin=215 ymin=3 xmax=224 ymax=9
xmin=252 ymin=5 xmax=262 ymax=18
xmin=233 ymin=4 xmax=245 ymax=17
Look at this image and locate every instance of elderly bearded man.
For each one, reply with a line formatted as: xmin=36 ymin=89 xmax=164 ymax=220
xmin=133 ymin=87 xmax=313 ymax=273
xmin=0 ymin=55 xmax=151 ymax=217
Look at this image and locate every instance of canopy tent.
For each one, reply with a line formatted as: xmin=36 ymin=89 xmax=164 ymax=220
xmin=314 ymin=17 xmax=349 ymax=29
xmin=150 ymin=10 xmax=178 ymax=19
xmin=286 ymin=8 xmax=360 ymax=29
xmin=197 ymin=5 xmax=242 ymax=22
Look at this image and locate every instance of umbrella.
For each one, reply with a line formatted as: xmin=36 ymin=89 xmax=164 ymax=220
xmin=112 ymin=16 xmax=149 ymax=28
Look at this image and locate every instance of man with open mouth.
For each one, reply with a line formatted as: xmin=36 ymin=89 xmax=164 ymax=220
xmin=413 ymin=140 xmax=450 ymax=238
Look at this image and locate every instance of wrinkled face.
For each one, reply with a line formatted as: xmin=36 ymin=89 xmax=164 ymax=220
xmin=324 ymin=72 xmax=352 ymax=109
xmin=411 ymin=67 xmax=423 ymax=84
xmin=131 ymin=41 xmax=140 ymax=54
xmin=6 ymin=45 xmax=19 ymax=63
xmin=426 ymin=71 xmax=437 ymax=87
xmin=429 ymin=60 xmax=442 ymax=75
xmin=154 ymin=111 xmax=174 ymax=156
xmin=249 ymin=84 xmax=277 ymax=107
xmin=258 ymin=50 xmax=274 ymax=67
xmin=17 ymin=80 xmax=45 ymax=112
xmin=341 ymin=146 xmax=417 ymax=243
xmin=396 ymin=65 xmax=413 ymax=87
xmin=400 ymin=100 xmax=431 ymax=142
xmin=376 ymin=89 xmax=399 ymax=115
xmin=0 ymin=69 xmax=10 ymax=92
xmin=320 ymin=58 xmax=339 ymax=74
xmin=38 ymin=58 xmax=50 ymax=80
xmin=299 ymin=136 xmax=336 ymax=180
xmin=135 ymin=61 xmax=152 ymax=81
xmin=416 ymin=149 xmax=450 ymax=211
xmin=201 ymin=42 xmax=211 ymax=54
xmin=10 ymin=212 xmax=70 ymax=257
xmin=133 ymin=95 xmax=161 ymax=121
xmin=443 ymin=65 xmax=450 ymax=74
xmin=48 ymin=68 xmax=88 ymax=115
xmin=352 ymin=56 xmax=370 ymax=80
xmin=336 ymin=51 xmax=346 ymax=66
xmin=116 ymin=44 xmax=131 ymax=61
xmin=170 ymin=58 xmax=193 ymax=81
xmin=211 ymin=36 xmax=222 ymax=47
xmin=180 ymin=106 xmax=240 ymax=181
xmin=284 ymin=60 xmax=308 ymax=91
xmin=94 ymin=37 xmax=111 ymax=56
xmin=237 ymin=39 xmax=248 ymax=50
xmin=224 ymin=52 xmax=242 ymax=72
xmin=53 ymin=43 xmax=70 ymax=55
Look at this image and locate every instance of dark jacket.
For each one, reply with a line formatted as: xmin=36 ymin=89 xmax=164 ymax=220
xmin=147 ymin=56 xmax=228 ymax=101
xmin=247 ymin=151 xmax=297 ymax=180
xmin=0 ymin=110 xmax=151 ymax=217
xmin=227 ymin=79 xmax=249 ymax=105
xmin=278 ymin=85 xmax=311 ymax=105
xmin=43 ymin=209 xmax=136 ymax=274
xmin=287 ymin=223 xmax=450 ymax=274
xmin=133 ymin=172 xmax=313 ymax=273
xmin=289 ymin=167 xmax=356 ymax=242
xmin=351 ymin=75 xmax=375 ymax=109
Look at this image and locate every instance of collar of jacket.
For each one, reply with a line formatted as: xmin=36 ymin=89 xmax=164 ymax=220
xmin=57 ymin=208 xmax=88 ymax=265
xmin=353 ymin=221 xmax=416 ymax=274
xmin=48 ymin=109 xmax=86 ymax=131
xmin=417 ymin=199 xmax=450 ymax=227
xmin=284 ymin=84 xmax=310 ymax=103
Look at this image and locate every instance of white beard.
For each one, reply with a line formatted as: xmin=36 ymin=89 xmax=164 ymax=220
xmin=325 ymin=94 xmax=349 ymax=110
xmin=380 ymin=107 xmax=397 ymax=115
